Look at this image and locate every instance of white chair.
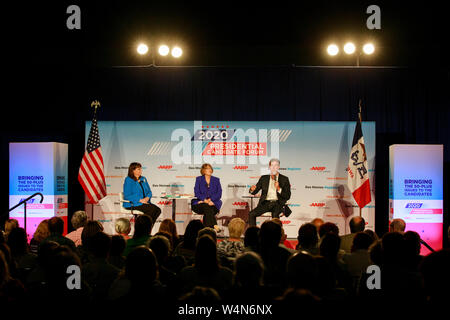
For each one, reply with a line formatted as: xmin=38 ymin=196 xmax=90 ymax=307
xmin=119 ymin=192 xmax=144 ymax=217
xmin=192 ymin=213 xmax=203 ymax=220
xmin=190 ymin=198 xmax=204 ymax=221
xmin=256 ymin=212 xmax=273 ymax=224
xmin=255 ymin=202 xmax=290 ymax=224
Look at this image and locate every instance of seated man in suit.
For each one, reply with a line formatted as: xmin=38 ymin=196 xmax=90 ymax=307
xmin=248 ymin=158 xmax=291 ymax=227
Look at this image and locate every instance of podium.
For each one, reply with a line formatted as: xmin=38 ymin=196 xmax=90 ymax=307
xmin=9 ymin=142 xmax=69 ymax=239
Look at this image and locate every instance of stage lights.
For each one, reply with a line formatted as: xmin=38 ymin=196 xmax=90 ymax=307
xmin=137 ymin=43 xmax=149 ymax=55
xmin=327 ymin=44 xmax=339 ymax=56
xmin=343 ymin=42 xmax=356 ymax=54
xmin=363 ymin=43 xmax=375 ymax=55
xmin=326 ymin=42 xmax=376 ymax=66
xmin=158 ymin=45 xmax=170 ymax=56
xmin=171 ymin=46 xmax=183 ymax=58
xmin=326 ymin=42 xmax=375 ymax=56
xmin=136 ymin=43 xmax=183 ymax=58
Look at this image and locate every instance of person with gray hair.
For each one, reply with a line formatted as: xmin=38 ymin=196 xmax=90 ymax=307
xmin=217 ymin=218 xmax=246 ymax=269
xmin=389 ymin=218 xmax=406 ymax=233
xmin=248 ymin=158 xmax=292 ymax=226
xmin=65 ymin=210 xmax=88 ymax=246
xmin=115 ymin=218 xmax=131 ymax=240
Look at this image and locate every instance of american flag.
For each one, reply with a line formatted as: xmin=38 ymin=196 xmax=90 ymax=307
xmin=78 ymin=114 xmax=107 ymax=203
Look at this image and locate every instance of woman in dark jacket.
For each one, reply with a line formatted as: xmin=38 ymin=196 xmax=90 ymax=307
xmin=191 ymin=163 xmax=222 ymax=231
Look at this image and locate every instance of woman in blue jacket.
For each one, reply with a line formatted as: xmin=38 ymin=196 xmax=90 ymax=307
xmin=191 ymin=163 xmax=222 ymax=231
xmin=123 ymin=162 xmax=161 ymax=224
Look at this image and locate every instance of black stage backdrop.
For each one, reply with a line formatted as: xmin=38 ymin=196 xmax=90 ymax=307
xmin=2 ymin=66 xmax=449 ymax=242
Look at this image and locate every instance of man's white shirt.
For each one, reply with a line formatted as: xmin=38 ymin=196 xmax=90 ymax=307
xmin=266 ymin=175 xmax=281 ymax=200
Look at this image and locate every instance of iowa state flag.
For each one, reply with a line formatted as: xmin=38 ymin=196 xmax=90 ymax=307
xmin=347 ymin=119 xmax=372 ymax=208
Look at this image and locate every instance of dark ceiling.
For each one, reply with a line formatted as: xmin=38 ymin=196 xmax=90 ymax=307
xmin=8 ymin=1 xmax=449 ymax=68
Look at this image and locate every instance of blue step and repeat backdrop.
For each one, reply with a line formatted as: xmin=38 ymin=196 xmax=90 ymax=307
xmin=87 ymin=121 xmax=375 ymax=238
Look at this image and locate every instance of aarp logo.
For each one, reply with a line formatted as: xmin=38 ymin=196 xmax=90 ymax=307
xmin=157 ymin=201 xmax=172 ymax=206
xmin=310 ymin=166 xmax=326 ymax=171
xmin=158 ymin=165 xmax=173 ymax=170
xmin=310 ymin=203 xmax=326 ymax=207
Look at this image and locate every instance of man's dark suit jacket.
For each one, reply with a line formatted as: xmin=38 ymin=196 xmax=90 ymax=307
xmin=249 ymin=173 xmax=291 ymax=207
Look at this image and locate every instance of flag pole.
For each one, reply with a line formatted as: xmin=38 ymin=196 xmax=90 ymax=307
xmin=358 ymin=99 xmax=362 ymax=217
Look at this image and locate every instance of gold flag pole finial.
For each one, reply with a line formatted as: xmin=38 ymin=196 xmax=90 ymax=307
xmin=91 ymin=100 xmax=101 ymax=109
xmin=91 ymin=100 xmax=101 ymax=115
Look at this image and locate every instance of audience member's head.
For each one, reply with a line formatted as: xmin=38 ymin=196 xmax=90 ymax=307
xmin=311 ymin=218 xmax=324 ymax=231
xmin=419 ymin=249 xmax=450 ymax=304
xmin=228 ymin=218 xmax=246 ymax=239
xmin=259 ymin=220 xmax=282 ymax=249
xmin=195 ymin=235 xmax=218 ymax=274
xmin=37 ymin=241 xmax=59 ymax=267
xmin=153 ymin=231 xmax=173 ymax=251
xmin=148 ymin=235 xmax=171 ymax=265
xmin=125 ymin=246 xmax=158 ymax=285
xmin=447 ymin=226 xmax=450 ymax=245
xmin=115 ymin=218 xmax=131 ymax=237
xmin=48 ymin=217 xmax=65 ymax=235
xmin=71 ymin=210 xmax=88 ymax=230
xmin=314 ymin=256 xmax=336 ymax=295
xmin=133 ymin=215 xmax=153 ymax=239
xmin=234 ymin=251 xmax=264 ymax=288
xmin=4 ymin=219 xmax=19 ymax=238
xmin=81 ymin=220 xmax=104 ymax=248
xmin=88 ymin=232 xmax=111 ymax=259
xmin=183 ymin=219 xmax=204 ymax=250
xmin=198 ymin=227 xmax=217 ymax=243
xmin=7 ymin=227 xmax=28 ymax=256
xmin=351 ymin=232 xmax=373 ymax=252
xmin=158 ymin=219 xmax=178 ymax=241
xmin=318 ymin=222 xmax=339 ymax=238
xmin=45 ymin=245 xmax=81 ymax=292
xmin=179 ymin=286 xmax=221 ymax=303
xmin=110 ymin=235 xmax=126 ymax=257
xmin=403 ymin=230 xmax=421 ymax=263
xmin=319 ymin=233 xmax=341 ymax=262
xmin=382 ymin=232 xmax=405 ymax=266
xmin=33 ymin=219 xmax=50 ymax=242
xmin=363 ymin=229 xmax=379 ymax=243
xmin=272 ymin=218 xmax=287 ymax=242
xmin=369 ymin=240 xmax=382 ymax=266
xmin=297 ymin=223 xmax=319 ymax=249
xmin=389 ymin=218 xmax=406 ymax=233
xmin=278 ymin=288 xmax=320 ymax=305
xmin=0 ymin=250 xmax=10 ymax=287
xmin=448 ymin=226 xmax=450 ymax=244
xmin=287 ymin=252 xmax=318 ymax=291
xmin=349 ymin=216 xmax=365 ymax=233
xmin=0 ymin=243 xmax=14 ymax=276
xmin=244 ymin=226 xmax=260 ymax=252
